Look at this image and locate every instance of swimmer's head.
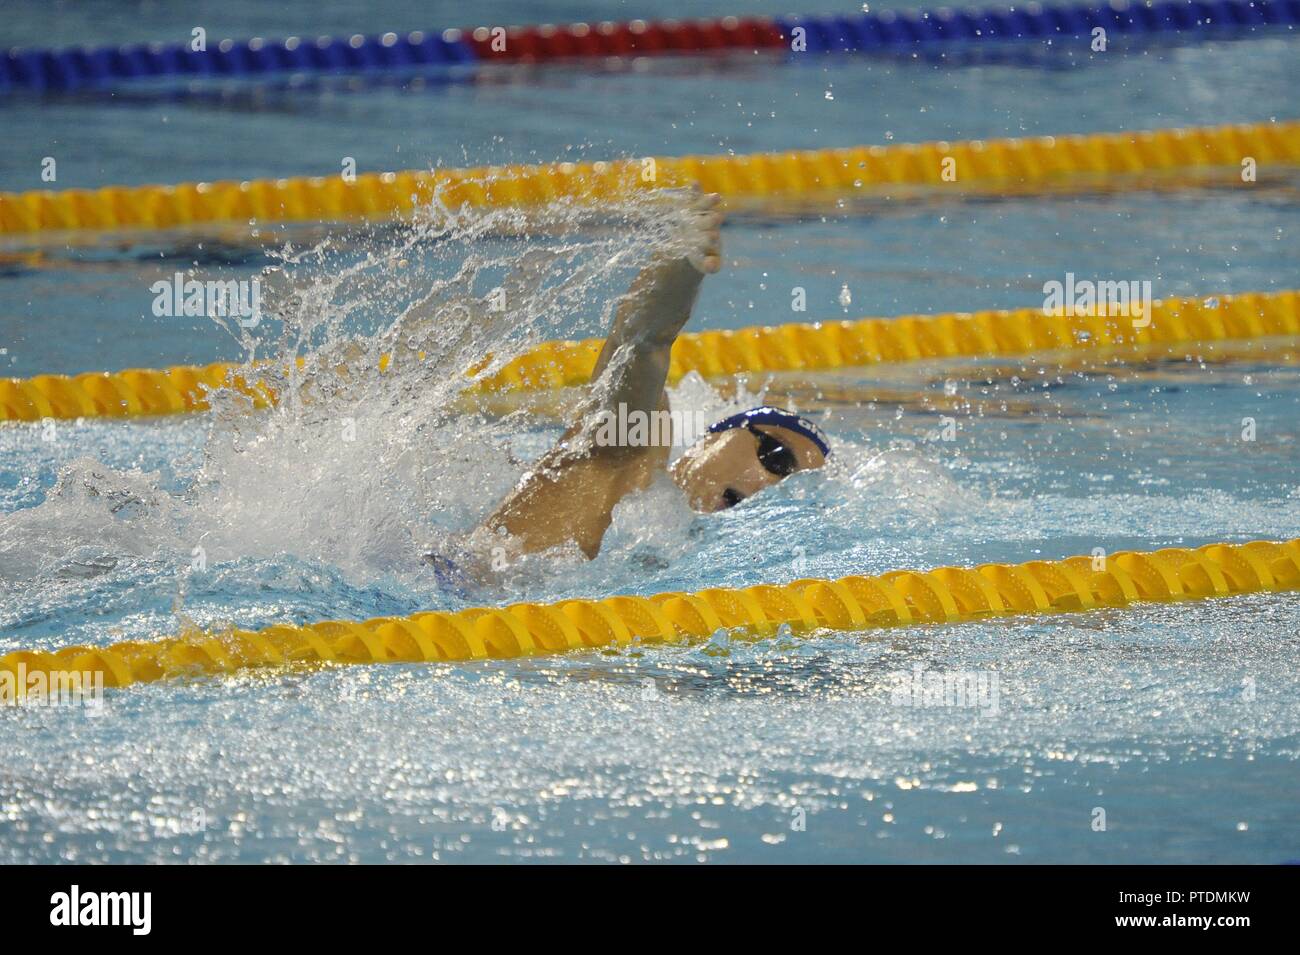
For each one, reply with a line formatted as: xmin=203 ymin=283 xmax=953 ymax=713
xmin=670 ymin=406 xmax=829 ymax=512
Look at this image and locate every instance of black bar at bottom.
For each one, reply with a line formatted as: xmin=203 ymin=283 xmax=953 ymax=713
xmin=0 ymin=863 xmax=1290 ymax=941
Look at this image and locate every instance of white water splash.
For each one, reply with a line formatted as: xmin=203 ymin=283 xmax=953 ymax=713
xmin=0 ymin=191 xmax=717 ymax=596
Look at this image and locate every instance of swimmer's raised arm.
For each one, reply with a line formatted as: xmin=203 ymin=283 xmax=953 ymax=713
xmin=482 ymin=191 xmax=722 ymax=558
xmin=586 ymin=199 xmax=722 ymax=420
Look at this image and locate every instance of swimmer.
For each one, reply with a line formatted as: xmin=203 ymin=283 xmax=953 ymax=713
xmin=479 ymin=190 xmax=830 ymax=560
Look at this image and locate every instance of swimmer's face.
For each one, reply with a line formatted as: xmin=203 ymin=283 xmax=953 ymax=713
xmin=670 ymin=423 xmax=827 ymax=513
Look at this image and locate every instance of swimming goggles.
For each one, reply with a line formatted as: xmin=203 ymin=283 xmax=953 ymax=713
xmin=706 ymin=405 xmax=830 ymax=478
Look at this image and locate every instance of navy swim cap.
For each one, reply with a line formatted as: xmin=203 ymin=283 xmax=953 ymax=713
xmin=706 ymin=406 xmax=830 ymax=456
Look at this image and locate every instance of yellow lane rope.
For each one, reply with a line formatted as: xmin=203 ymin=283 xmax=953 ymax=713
xmin=3 ymin=287 xmax=1297 ymax=423
xmin=2 ymin=120 xmax=1295 ymax=236
xmin=3 ymin=538 xmax=1297 ymax=695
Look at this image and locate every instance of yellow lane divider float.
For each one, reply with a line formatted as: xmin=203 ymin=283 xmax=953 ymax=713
xmin=3 ymin=539 xmax=1297 ymax=695
xmin=2 ymin=120 xmax=1296 ymax=236
xmin=3 ymin=287 xmax=1297 ymax=423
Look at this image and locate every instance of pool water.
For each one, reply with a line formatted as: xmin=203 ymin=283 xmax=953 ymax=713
xmin=2 ymin=0 xmax=1299 ymax=863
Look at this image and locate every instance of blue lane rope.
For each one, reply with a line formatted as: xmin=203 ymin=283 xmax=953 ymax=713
xmin=774 ymin=0 xmax=1298 ymax=52
xmin=2 ymin=1 xmax=1296 ymax=91
xmin=1 ymin=30 xmax=477 ymax=92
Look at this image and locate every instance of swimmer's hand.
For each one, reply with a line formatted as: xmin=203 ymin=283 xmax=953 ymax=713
xmin=649 ymin=188 xmax=724 ymax=275
xmin=609 ymin=189 xmax=722 ymax=354
xmin=678 ymin=189 xmax=723 ymax=275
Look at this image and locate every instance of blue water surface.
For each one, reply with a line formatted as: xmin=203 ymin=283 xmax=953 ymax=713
xmin=1 ymin=0 xmax=1298 ymax=863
